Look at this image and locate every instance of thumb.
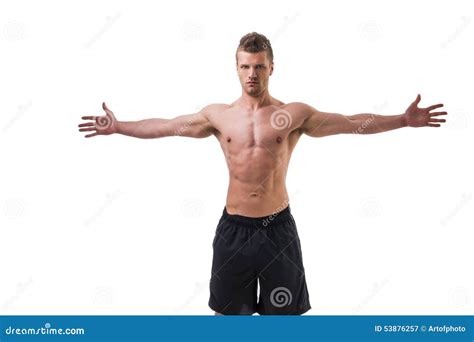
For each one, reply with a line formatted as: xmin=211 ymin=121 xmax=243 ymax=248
xmin=102 ymin=102 xmax=109 ymax=111
xmin=414 ymin=94 xmax=421 ymax=105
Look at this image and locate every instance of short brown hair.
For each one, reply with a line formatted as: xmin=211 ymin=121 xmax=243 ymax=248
xmin=236 ymin=32 xmax=273 ymax=64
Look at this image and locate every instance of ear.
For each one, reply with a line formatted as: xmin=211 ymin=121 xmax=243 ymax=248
xmin=269 ymin=62 xmax=274 ymax=76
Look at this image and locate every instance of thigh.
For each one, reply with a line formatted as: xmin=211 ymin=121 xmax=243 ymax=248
xmin=256 ymin=217 xmax=311 ymax=315
xmin=208 ymin=220 xmax=258 ymax=315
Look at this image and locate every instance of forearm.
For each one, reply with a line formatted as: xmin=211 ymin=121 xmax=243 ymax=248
xmin=116 ymin=119 xmax=171 ymax=139
xmin=350 ymin=113 xmax=408 ymax=134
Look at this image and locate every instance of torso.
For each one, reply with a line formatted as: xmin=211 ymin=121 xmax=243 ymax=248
xmin=205 ymin=99 xmax=308 ymax=217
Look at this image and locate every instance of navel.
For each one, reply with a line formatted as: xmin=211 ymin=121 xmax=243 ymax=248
xmin=227 ymin=137 xmax=231 ymax=143
xmin=276 ymin=136 xmax=282 ymax=143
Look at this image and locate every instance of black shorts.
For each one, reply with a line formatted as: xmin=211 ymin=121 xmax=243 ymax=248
xmin=208 ymin=205 xmax=311 ymax=315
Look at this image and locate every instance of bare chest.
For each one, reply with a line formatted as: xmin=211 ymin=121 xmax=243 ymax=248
xmin=212 ymin=107 xmax=299 ymax=152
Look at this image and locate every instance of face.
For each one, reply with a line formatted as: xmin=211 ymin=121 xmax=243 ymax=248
xmin=236 ymin=50 xmax=274 ymax=97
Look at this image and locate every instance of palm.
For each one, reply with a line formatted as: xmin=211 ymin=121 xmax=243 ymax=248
xmin=78 ymin=102 xmax=118 ymax=138
xmin=405 ymin=94 xmax=447 ymax=128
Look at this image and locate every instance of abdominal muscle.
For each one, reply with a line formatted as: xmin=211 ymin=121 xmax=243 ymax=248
xmin=224 ymin=149 xmax=291 ymax=217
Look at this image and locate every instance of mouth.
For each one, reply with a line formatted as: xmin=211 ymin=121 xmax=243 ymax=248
xmin=247 ymin=82 xmax=258 ymax=85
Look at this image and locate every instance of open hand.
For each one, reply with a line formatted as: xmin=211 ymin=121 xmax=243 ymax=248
xmin=405 ymin=94 xmax=447 ymax=128
xmin=78 ymin=102 xmax=118 ymax=138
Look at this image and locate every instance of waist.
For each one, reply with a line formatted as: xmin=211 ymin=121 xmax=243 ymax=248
xmin=221 ymin=204 xmax=292 ymax=228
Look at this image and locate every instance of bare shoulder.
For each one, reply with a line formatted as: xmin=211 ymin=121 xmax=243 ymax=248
xmin=200 ymin=103 xmax=232 ymax=117
xmin=282 ymin=102 xmax=315 ymax=117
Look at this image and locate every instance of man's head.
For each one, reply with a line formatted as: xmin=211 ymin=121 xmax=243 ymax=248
xmin=236 ymin=32 xmax=274 ymax=97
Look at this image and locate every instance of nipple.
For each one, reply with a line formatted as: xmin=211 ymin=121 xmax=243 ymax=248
xmin=276 ymin=136 xmax=282 ymax=143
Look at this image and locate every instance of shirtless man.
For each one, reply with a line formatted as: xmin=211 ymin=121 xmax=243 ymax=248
xmin=78 ymin=32 xmax=447 ymax=315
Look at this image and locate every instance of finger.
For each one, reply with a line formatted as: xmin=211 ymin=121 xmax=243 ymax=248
xmin=429 ymin=111 xmax=448 ymax=116
xmin=428 ymin=118 xmax=446 ymax=123
xmin=82 ymin=116 xmax=97 ymax=120
xmin=85 ymin=132 xmax=98 ymax=138
xmin=414 ymin=94 xmax=421 ymax=105
xmin=427 ymin=123 xmax=440 ymax=127
xmin=426 ymin=103 xmax=444 ymax=111
xmin=103 ymin=102 xmax=112 ymax=113
xmin=78 ymin=122 xmax=95 ymax=127
xmin=79 ymin=127 xmax=97 ymax=132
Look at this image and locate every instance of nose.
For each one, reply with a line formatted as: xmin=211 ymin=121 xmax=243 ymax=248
xmin=249 ymin=67 xmax=257 ymax=79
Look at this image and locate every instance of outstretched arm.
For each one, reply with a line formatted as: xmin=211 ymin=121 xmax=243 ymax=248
xmin=78 ymin=102 xmax=217 ymax=139
xmin=300 ymin=94 xmax=447 ymax=137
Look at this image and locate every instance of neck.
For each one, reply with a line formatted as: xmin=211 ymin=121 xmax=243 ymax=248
xmin=239 ymin=89 xmax=272 ymax=111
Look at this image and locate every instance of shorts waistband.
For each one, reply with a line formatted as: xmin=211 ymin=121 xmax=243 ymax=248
xmin=221 ymin=204 xmax=292 ymax=228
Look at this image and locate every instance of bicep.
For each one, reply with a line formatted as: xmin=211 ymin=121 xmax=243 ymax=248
xmin=166 ymin=107 xmax=215 ymax=138
xmin=301 ymin=105 xmax=354 ymax=137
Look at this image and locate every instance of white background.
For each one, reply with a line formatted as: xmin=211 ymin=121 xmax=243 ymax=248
xmin=1 ymin=0 xmax=473 ymax=315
